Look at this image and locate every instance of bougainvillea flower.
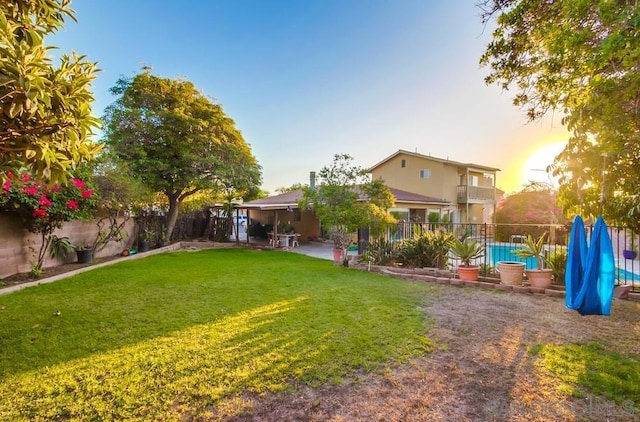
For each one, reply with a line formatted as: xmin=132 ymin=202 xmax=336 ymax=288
xmin=67 ymin=200 xmax=79 ymax=210
xmin=72 ymin=178 xmax=86 ymax=189
xmin=23 ymin=186 xmax=38 ymax=196
xmin=21 ymin=173 xmax=30 ymax=182
xmin=81 ymin=189 xmax=94 ymax=198
xmin=50 ymin=183 xmax=61 ymax=192
xmin=32 ymin=208 xmax=47 ymax=218
xmin=39 ymin=195 xmax=52 ymax=207
xmin=3 ymin=180 xmax=10 ymax=192
xmin=7 ymin=172 xmax=13 ymax=179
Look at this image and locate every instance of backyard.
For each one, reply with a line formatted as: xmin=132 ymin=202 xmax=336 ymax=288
xmin=0 ymin=248 xmax=639 ymax=421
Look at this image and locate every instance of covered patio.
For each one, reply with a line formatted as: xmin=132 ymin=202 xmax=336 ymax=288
xmin=242 ymin=187 xmax=452 ymax=247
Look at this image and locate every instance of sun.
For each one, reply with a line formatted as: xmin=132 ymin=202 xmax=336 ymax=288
xmin=522 ymin=142 xmax=566 ymax=187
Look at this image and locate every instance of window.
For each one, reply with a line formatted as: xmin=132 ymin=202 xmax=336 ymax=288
xmin=419 ymin=169 xmax=431 ymax=179
xmin=401 ymin=159 xmax=406 ymax=168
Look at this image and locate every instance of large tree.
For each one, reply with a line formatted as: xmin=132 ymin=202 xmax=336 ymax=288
xmin=102 ymin=68 xmax=261 ymax=240
xmin=0 ymin=0 xmax=102 ymax=182
xmin=480 ymin=0 xmax=640 ymax=230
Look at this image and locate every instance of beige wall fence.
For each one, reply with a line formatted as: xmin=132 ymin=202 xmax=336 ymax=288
xmin=0 ymin=212 xmax=135 ymax=278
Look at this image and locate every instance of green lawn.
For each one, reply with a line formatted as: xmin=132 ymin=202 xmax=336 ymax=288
xmin=0 ymin=248 xmax=436 ymax=421
xmin=531 ymin=342 xmax=640 ymax=407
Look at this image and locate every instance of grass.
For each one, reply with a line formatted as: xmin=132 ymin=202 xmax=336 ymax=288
xmin=0 ymin=248 xmax=436 ymax=421
xmin=530 ymin=342 xmax=640 ymax=411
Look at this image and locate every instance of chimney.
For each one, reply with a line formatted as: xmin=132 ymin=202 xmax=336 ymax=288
xmin=310 ymin=171 xmax=316 ymax=189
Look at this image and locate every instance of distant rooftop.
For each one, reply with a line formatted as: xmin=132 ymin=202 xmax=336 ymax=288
xmin=368 ymin=149 xmax=501 ymax=173
xmin=243 ymin=186 xmax=450 ymax=210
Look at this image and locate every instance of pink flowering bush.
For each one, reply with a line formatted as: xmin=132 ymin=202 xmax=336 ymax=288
xmin=0 ymin=172 xmax=98 ymax=273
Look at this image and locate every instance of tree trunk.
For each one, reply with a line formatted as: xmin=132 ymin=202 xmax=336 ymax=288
xmin=165 ymin=194 xmax=180 ymax=242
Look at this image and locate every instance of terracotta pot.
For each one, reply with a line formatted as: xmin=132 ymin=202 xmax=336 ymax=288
xmin=332 ymin=248 xmax=343 ymax=263
xmin=497 ymin=261 xmax=525 ymax=286
xmin=526 ymin=269 xmax=553 ymax=289
xmin=457 ymin=265 xmax=480 ymax=281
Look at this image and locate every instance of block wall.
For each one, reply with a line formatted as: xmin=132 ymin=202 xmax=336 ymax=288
xmin=0 ymin=213 xmax=135 ymax=278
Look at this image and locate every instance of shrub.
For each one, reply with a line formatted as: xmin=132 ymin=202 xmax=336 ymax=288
xmin=363 ymin=237 xmax=397 ymax=265
xmin=547 ymin=248 xmax=567 ymax=285
xmin=396 ymin=230 xmax=455 ymax=269
xmin=0 ymin=172 xmax=97 ymax=272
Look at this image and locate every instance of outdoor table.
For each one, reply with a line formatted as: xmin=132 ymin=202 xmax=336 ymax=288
xmin=277 ymin=233 xmax=296 ymax=247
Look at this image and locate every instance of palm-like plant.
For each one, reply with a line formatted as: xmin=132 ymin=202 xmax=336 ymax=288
xmin=512 ymin=233 xmax=548 ymax=270
xmin=546 ymin=248 xmax=567 ymax=284
xmin=450 ymin=239 xmax=484 ymax=267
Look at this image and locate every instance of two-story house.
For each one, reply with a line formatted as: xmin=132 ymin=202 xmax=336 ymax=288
xmin=368 ymin=150 xmax=501 ymax=224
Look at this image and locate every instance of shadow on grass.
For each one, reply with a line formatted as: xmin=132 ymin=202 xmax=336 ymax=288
xmin=0 ymin=248 xmax=434 ymax=420
xmin=0 ymin=298 xmax=330 ymax=420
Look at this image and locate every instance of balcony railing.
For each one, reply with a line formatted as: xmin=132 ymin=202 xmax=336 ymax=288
xmin=456 ymin=185 xmax=495 ymax=203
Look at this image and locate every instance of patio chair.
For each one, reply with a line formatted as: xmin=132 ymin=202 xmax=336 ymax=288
xmin=292 ymin=233 xmax=301 ymax=248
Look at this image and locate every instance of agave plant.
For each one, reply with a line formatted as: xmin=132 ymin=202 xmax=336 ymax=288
xmin=396 ymin=230 xmax=455 ymax=269
xmin=512 ymin=233 xmax=548 ymax=270
xmin=450 ymin=238 xmax=484 ymax=267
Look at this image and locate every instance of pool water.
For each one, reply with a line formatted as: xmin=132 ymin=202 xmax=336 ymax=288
xmin=488 ymin=244 xmax=538 ymax=269
xmin=489 ymin=243 xmax=640 ymax=283
xmin=617 ymin=267 xmax=640 ymax=282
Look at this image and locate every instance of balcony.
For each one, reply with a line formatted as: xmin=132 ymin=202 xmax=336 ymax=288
xmin=457 ymin=185 xmax=495 ymax=204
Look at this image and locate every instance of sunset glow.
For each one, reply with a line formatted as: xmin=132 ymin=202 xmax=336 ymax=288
xmin=497 ymin=140 xmax=567 ymax=194
xmin=522 ymin=141 xmax=566 ymax=187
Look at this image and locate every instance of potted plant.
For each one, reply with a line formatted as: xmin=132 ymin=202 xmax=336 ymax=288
xmin=138 ymin=228 xmax=153 ymax=252
xmin=496 ymin=261 xmax=526 ymax=286
xmin=512 ymin=233 xmax=553 ymax=289
xmin=74 ymin=244 xmax=94 ymax=264
xmin=450 ymin=238 xmax=484 ymax=281
xmin=329 ymin=229 xmax=351 ymax=264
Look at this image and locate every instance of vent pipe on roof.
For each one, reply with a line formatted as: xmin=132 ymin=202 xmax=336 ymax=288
xmin=310 ymin=171 xmax=316 ymax=190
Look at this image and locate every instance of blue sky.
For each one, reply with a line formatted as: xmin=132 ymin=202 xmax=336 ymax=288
xmin=51 ymin=0 xmax=568 ymax=194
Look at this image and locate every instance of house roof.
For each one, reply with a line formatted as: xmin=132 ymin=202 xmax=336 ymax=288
xmin=387 ymin=187 xmax=449 ymax=205
xmin=368 ymin=149 xmax=501 ymax=173
xmin=243 ymin=187 xmax=450 ymax=211
xmin=243 ymin=190 xmax=303 ymax=210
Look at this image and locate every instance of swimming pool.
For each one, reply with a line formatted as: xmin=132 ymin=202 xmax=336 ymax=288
xmin=488 ymin=244 xmax=538 ymax=269
xmin=617 ymin=267 xmax=640 ymax=282
xmin=489 ymin=243 xmax=640 ymax=283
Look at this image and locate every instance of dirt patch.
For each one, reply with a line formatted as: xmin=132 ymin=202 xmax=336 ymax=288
xmin=216 ymin=286 xmax=640 ymax=421
xmin=0 ymin=255 xmax=124 ymax=289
